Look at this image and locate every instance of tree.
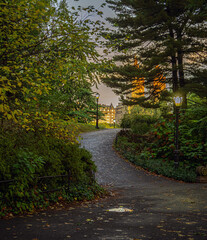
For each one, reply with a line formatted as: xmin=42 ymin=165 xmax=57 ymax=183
xmin=103 ymin=0 xmax=207 ymax=107
xmin=0 ymin=0 xmax=107 ymax=137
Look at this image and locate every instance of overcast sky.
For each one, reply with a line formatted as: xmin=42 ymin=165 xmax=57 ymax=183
xmin=67 ymin=0 xmax=120 ymax=107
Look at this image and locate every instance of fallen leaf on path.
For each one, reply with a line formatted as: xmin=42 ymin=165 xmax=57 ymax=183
xmin=86 ymin=219 xmax=94 ymax=222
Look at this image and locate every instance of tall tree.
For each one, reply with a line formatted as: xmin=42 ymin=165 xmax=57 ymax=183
xmin=103 ymin=0 xmax=207 ymax=107
xmin=0 ymin=0 xmax=107 ymax=133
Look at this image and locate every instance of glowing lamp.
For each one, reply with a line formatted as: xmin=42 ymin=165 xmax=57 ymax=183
xmin=173 ymin=96 xmax=183 ymax=107
xmin=96 ymin=93 xmax=100 ymax=99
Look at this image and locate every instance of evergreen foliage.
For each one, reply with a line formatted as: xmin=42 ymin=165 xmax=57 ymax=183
xmin=103 ymin=0 xmax=207 ymax=107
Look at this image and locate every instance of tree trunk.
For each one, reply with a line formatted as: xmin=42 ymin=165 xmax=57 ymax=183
xmin=177 ymin=49 xmax=187 ymax=108
xmin=169 ymin=27 xmax=179 ymax=93
xmin=172 ymin=55 xmax=179 ymax=92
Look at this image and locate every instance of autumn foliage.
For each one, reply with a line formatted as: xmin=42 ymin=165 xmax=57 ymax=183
xmin=0 ymin=0 xmax=107 ymax=216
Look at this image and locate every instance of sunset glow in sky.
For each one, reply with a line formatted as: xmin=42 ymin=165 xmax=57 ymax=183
xmin=68 ymin=0 xmax=120 ymax=106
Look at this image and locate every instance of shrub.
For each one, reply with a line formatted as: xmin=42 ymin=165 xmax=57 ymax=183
xmin=114 ymin=133 xmax=197 ymax=182
xmin=120 ymin=114 xmax=131 ymax=129
xmin=120 ymin=110 xmax=158 ymax=134
xmin=115 ymin=95 xmax=206 ymax=182
xmin=130 ymin=114 xmax=158 ymax=134
xmin=0 ymin=126 xmax=98 ymax=216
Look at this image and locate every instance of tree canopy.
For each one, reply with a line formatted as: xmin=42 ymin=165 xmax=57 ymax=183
xmin=103 ymin=0 xmax=207 ymax=107
xmin=0 ymin=0 xmax=108 ymax=140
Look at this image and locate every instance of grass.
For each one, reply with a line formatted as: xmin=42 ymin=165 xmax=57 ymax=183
xmin=77 ymin=122 xmax=116 ymax=133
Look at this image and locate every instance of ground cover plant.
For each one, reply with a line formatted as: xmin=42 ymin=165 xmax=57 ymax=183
xmin=0 ymin=123 xmax=107 ymax=217
xmin=115 ymin=96 xmax=207 ymax=182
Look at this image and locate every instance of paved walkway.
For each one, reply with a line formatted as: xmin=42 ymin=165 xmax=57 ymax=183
xmin=1 ymin=129 xmax=207 ymax=240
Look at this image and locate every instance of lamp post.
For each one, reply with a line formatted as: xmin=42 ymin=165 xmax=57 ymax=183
xmin=95 ymin=93 xmax=100 ymax=129
xmin=113 ymin=119 xmax=116 ymax=128
xmin=173 ymin=95 xmax=183 ymax=168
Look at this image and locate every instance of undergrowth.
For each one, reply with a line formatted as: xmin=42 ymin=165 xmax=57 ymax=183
xmin=114 ymin=129 xmax=198 ymax=183
xmin=0 ymin=126 xmax=105 ymax=217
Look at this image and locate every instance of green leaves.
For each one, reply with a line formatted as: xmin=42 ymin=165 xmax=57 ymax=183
xmin=0 ymin=0 xmax=109 ymax=139
xmin=0 ymin=128 xmax=99 ymax=216
xmin=115 ymin=130 xmax=197 ymax=182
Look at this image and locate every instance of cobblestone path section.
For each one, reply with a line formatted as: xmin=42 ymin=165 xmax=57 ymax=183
xmin=80 ymin=129 xmax=207 ymax=211
xmin=1 ymin=129 xmax=207 ymax=240
xmin=80 ymin=128 xmax=147 ymax=187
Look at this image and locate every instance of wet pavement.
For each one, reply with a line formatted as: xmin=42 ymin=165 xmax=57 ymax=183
xmin=1 ymin=129 xmax=207 ymax=240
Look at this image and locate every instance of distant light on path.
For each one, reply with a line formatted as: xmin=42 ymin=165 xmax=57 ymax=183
xmin=107 ymin=207 xmax=133 ymax=212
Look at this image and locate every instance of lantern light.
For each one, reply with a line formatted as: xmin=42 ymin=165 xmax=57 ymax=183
xmin=96 ymin=93 xmax=100 ymax=99
xmin=173 ymin=96 xmax=183 ymax=107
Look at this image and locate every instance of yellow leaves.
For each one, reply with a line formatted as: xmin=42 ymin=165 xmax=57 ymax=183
xmin=0 ymin=95 xmax=6 ymax=101
xmin=14 ymin=110 xmax=79 ymax=143
xmin=23 ymin=118 xmax=29 ymax=124
xmin=0 ymin=0 xmax=103 ymax=137
xmin=177 ymin=233 xmax=185 ymax=237
xmin=86 ymin=218 xmax=94 ymax=222
xmin=0 ymin=102 xmax=15 ymax=120
xmin=15 ymin=98 xmax=20 ymax=105
xmin=184 ymin=222 xmax=197 ymax=225
xmin=12 ymin=110 xmax=19 ymax=116
xmin=61 ymin=79 xmax=67 ymax=85
xmin=1 ymin=66 xmax=11 ymax=72
xmin=0 ymin=104 xmax=4 ymax=112
xmin=22 ymin=87 xmax=29 ymax=94
xmin=17 ymin=81 xmax=22 ymax=87
xmin=36 ymin=89 xmax=42 ymax=95
xmin=6 ymin=113 xmax=13 ymax=120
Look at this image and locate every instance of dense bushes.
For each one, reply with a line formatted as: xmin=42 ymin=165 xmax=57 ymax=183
xmin=0 ymin=126 xmax=100 ymax=216
xmin=120 ymin=106 xmax=158 ymax=134
xmin=115 ymin=130 xmax=197 ymax=182
xmin=115 ymin=96 xmax=207 ymax=182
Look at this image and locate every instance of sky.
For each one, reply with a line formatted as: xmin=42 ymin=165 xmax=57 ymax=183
xmin=67 ymin=0 xmax=120 ymax=107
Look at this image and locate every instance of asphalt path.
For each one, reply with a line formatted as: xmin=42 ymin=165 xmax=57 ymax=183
xmin=1 ymin=129 xmax=207 ymax=240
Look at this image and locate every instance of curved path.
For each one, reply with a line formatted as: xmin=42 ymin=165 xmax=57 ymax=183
xmin=80 ymin=129 xmax=207 ymax=210
xmin=1 ymin=129 xmax=207 ymax=240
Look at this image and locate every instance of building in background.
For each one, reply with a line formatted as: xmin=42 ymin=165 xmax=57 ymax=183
xmin=115 ymin=102 xmax=128 ymax=125
xmin=99 ymin=103 xmax=116 ymax=124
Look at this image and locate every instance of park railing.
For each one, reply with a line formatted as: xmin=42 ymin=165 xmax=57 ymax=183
xmin=0 ymin=170 xmax=71 ymax=200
